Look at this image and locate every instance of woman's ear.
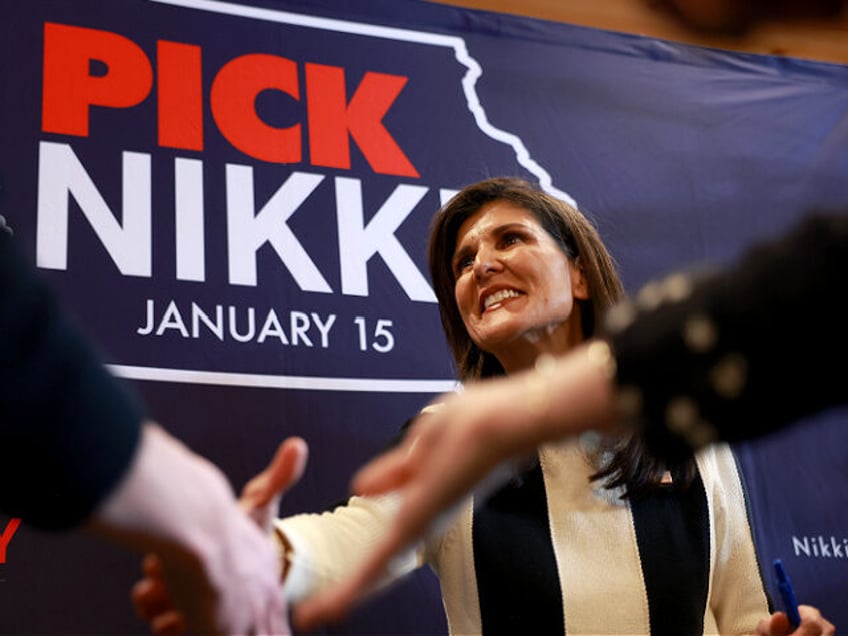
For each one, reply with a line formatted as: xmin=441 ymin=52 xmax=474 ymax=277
xmin=570 ymin=257 xmax=590 ymax=300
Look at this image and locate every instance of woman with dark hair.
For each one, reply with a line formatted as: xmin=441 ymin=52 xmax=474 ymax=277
xmin=297 ymin=211 xmax=845 ymax=636
xmin=426 ymin=177 xmax=698 ymax=499
xmin=134 ymin=177 xmax=775 ymax=635
xmin=427 ymin=176 xmax=623 ymax=380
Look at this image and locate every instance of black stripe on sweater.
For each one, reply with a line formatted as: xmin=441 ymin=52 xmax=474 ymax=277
xmin=472 ymin=460 xmax=564 ymax=635
xmin=630 ymin=473 xmax=710 ymax=636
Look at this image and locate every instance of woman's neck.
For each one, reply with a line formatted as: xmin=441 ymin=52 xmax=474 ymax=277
xmin=496 ymin=321 xmax=584 ymax=375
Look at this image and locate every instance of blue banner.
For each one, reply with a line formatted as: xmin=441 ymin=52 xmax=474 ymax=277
xmin=1 ymin=1 xmax=846 ymax=634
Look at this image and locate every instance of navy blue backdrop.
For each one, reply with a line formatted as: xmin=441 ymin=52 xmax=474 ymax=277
xmin=0 ymin=1 xmax=846 ymax=634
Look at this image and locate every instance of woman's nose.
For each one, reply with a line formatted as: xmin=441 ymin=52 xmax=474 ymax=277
xmin=473 ymin=246 xmax=501 ymax=279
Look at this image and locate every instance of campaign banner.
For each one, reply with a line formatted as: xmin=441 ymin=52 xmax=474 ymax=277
xmin=1 ymin=1 xmax=846 ymax=634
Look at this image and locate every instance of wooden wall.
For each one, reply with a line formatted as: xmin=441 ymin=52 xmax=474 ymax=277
xmin=429 ymin=0 xmax=848 ymax=64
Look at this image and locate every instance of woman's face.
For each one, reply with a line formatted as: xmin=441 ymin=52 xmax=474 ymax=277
xmin=451 ymin=201 xmax=588 ymax=368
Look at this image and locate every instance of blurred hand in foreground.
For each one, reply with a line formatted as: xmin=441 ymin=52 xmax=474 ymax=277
xmin=129 ymin=435 xmax=309 ymax=636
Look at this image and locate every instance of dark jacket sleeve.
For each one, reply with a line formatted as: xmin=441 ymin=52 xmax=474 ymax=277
xmin=606 ymin=212 xmax=848 ymax=455
xmin=0 ymin=231 xmax=143 ymax=530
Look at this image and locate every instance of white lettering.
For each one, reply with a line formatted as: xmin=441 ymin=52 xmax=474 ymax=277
xmin=138 ymin=299 xmax=155 ymax=335
xmin=175 ymin=158 xmax=206 ymax=281
xmin=311 ymin=312 xmax=336 ymax=348
xmin=793 ymin=536 xmax=810 ymax=557
xmin=439 ymin=188 xmax=459 ymax=205
xmin=257 ymin=309 xmax=289 ymax=345
xmin=136 ymin=299 xmax=336 ymax=348
xmin=192 ymin=303 xmax=224 ymax=340
xmin=35 ymin=146 xmax=442 ymax=302
xmin=335 ymin=177 xmax=436 ymax=302
xmin=226 ymin=166 xmax=331 ymax=291
xmin=792 ymin=535 xmax=848 ymax=559
xmin=229 ymin=306 xmax=256 ymax=342
xmin=290 ymin=311 xmax=311 ymax=346
xmin=156 ymin=301 xmax=190 ymax=336
xmin=37 ymin=141 xmax=151 ymax=275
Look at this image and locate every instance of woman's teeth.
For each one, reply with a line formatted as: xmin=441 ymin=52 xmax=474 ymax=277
xmin=484 ymin=289 xmax=521 ymax=310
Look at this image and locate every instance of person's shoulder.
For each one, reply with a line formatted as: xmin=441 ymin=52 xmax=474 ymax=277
xmin=790 ymin=210 xmax=848 ymax=245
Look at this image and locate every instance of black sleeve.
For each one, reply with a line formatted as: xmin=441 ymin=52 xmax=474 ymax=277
xmin=606 ymin=212 xmax=848 ymax=454
xmin=0 ymin=231 xmax=143 ymax=530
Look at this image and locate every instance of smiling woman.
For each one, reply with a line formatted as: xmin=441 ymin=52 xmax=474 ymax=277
xmin=449 ymin=202 xmax=587 ymax=373
xmin=427 ymin=177 xmax=621 ymax=382
xmin=133 ymin=177 xmax=779 ymax=636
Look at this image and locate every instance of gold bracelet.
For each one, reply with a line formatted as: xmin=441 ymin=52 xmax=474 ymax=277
xmin=273 ymin=527 xmax=293 ymax=583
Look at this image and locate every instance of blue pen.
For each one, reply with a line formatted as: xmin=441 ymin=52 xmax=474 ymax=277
xmin=774 ymin=559 xmax=801 ymax=630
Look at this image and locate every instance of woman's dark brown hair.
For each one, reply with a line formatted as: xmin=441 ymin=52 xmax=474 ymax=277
xmin=427 ymin=176 xmax=695 ymax=497
xmin=428 ymin=177 xmax=623 ymax=382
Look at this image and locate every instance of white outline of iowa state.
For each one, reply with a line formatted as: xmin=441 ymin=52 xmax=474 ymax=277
xmin=113 ymin=0 xmax=574 ymax=392
xmin=151 ymin=0 xmax=576 ymax=206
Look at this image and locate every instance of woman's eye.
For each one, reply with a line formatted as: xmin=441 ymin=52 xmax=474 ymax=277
xmin=502 ymin=233 xmax=522 ymax=246
xmin=456 ymin=256 xmax=474 ymax=273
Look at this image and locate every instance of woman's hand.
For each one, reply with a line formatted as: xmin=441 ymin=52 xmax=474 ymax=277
xmin=240 ymin=436 xmax=309 ymax=534
xmin=755 ymin=606 xmax=836 ymax=636
xmin=293 ymin=343 xmax=619 ymax=630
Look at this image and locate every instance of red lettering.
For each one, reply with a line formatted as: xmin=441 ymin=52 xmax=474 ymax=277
xmin=42 ymin=22 xmax=153 ymax=137
xmin=210 ymin=53 xmax=300 ymax=164
xmin=158 ymin=41 xmax=203 ymax=151
xmin=41 ymin=23 xmax=417 ymax=176
xmin=0 ymin=518 xmax=21 ymax=564
xmin=306 ymin=64 xmax=418 ymax=178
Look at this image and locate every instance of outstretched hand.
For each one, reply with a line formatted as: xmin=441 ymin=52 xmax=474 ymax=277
xmin=132 ymin=436 xmax=309 ymax=636
xmin=292 ymin=343 xmax=619 ymax=630
xmin=241 ymin=436 xmax=309 ymax=533
xmin=291 ymin=376 xmax=544 ymax=630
